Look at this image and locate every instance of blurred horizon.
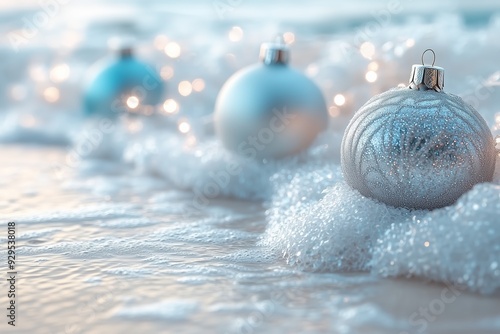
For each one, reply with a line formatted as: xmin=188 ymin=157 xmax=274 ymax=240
xmin=1 ymin=0 xmax=500 ymax=23
xmin=2 ymin=0 xmax=499 ymax=52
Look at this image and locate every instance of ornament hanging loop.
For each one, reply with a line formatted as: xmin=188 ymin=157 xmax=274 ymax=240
xmin=409 ymin=49 xmax=444 ymax=92
xmin=421 ymin=49 xmax=436 ymax=66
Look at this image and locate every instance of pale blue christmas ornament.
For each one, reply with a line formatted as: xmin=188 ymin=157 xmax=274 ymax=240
xmin=215 ymin=39 xmax=328 ymax=159
xmin=83 ymin=47 xmax=164 ymax=117
xmin=341 ymin=50 xmax=496 ymax=210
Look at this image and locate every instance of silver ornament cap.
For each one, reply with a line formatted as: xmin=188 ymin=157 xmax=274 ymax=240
xmin=108 ymin=36 xmax=136 ymax=58
xmin=259 ymin=37 xmax=289 ymax=65
xmin=409 ymin=49 xmax=444 ymax=92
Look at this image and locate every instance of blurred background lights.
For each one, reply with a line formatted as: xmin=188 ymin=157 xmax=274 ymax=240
xmin=367 ymin=61 xmax=379 ymax=71
xmin=154 ymin=34 xmax=168 ymax=50
xmin=49 ymin=63 xmax=71 ymax=83
xmin=360 ymin=42 xmax=375 ymax=59
xmin=487 ymin=71 xmax=500 ymax=85
xmin=192 ymin=79 xmax=205 ymax=92
xmin=160 ymin=66 xmax=174 ymax=80
xmin=365 ymin=70 xmax=378 ymax=83
xmin=163 ymin=99 xmax=178 ymax=114
xmin=334 ymin=94 xmax=346 ymax=106
xmin=228 ymin=26 xmax=243 ymax=42
xmin=178 ymin=120 xmax=191 ymax=134
xmin=164 ymin=42 xmax=181 ymax=58
xmin=328 ymin=106 xmax=340 ymax=118
xmin=283 ymin=32 xmax=295 ymax=44
xmin=126 ymin=96 xmax=140 ymax=109
xmin=394 ymin=46 xmax=405 ymax=57
xmin=43 ymin=87 xmax=60 ymax=103
xmin=406 ymin=38 xmax=415 ymax=47
xmin=178 ymin=80 xmax=193 ymax=96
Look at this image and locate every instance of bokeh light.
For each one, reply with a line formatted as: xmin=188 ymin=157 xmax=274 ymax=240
xmin=164 ymin=42 xmax=181 ymax=58
xmin=360 ymin=42 xmax=375 ymax=60
xmin=228 ymin=26 xmax=243 ymax=42
xmin=368 ymin=61 xmax=379 ymax=71
xmin=328 ymin=106 xmax=340 ymax=118
xmin=283 ymin=32 xmax=295 ymax=44
xmin=365 ymin=71 xmax=378 ymax=83
xmin=178 ymin=81 xmax=193 ymax=96
xmin=192 ymin=79 xmax=205 ymax=92
xmin=163 ymin=99 xmax=179 ymax=114
xmin=154 ymin=35 xmax=168 ymax=50
xmin=43 ymin=87 xmax=60 ymax=103
xmin=126 ymin=96 xmax=140 ymax=109
xmin=178 ymin=120 xmax=191 ymax=134
xmin=334 ymin=94 xmax=346 ymax=106
xmin=160 ymin=66 xmax=174 ymax=80
xmin=49 ymin=64 xmax=71 ymax=83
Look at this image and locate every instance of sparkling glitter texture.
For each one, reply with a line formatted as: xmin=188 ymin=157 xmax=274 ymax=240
xmin=341 ymin=88 xmax=496 ymax=209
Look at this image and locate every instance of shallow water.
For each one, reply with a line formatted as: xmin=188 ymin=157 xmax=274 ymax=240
xmin=2 ymin=145 xmax=499 ymax=334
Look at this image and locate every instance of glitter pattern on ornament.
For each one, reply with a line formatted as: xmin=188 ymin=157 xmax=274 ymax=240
xmin=341 ymin=87 xmax=496 ymax=209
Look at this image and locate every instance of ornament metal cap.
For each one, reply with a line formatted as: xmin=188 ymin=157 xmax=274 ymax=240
xmin=259 ymin=36 xmax=289 ymax=65
xmin=119 ymin=47 xmax=133 ymax=58
xmin=409 ymin=49 xmax=444 ymax=92
xmin=108 ymin=36 xmax=135 ymax=58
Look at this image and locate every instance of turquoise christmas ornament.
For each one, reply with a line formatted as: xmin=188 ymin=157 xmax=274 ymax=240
xmin=83 ymin=47 xmax=164 ymax=117
xmin=214 ymin=39 xmax=328 ymax=159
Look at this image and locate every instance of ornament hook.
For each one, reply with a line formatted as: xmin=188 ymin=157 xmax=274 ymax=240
xmin=421 ymin=49 xmax=436 ymax=67
xmin=409 ymin=49 xmax=444 ymax=91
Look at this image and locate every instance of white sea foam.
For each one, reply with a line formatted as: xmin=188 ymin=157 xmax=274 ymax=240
xmin=372 ymin=182 xmax=500 ymax=294
xmin=261 ymin=158 xmax=500 ymax=294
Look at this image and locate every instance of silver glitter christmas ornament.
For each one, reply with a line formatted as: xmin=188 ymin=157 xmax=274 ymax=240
xmin=341 ymin=50 xmax=496 ymax=209
xmin=215 ymin=38 xmax=328 ymax=159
